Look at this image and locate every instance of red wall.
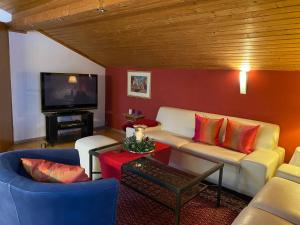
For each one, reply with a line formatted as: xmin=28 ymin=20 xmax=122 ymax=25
xmin=106 ymin=67 xmax=300 ymax=161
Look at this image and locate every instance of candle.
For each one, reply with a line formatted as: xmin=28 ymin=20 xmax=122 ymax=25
xmin=134 ymin=125 xmax=147 ymax=142
xmin=135 ymin=128 xmax=143 ymax=142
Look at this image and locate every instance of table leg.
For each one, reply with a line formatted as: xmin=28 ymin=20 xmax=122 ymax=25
xmin=175 ymin=193 xmax=181 ymax=225
xmin=89 ymin=153 xmax=93 ymax=180
xmin=217 ymin=166 xmax=223 ymax=207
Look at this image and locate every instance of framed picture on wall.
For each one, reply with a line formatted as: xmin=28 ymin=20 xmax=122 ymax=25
xmin=127 ymin=71 xmax=151 ymax=99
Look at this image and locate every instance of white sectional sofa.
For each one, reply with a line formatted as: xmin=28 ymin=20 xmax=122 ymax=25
xmin=145 ymin=106 xmax=285 ymax=196
xmin=232 ymin=177 xmax=300 ymax=225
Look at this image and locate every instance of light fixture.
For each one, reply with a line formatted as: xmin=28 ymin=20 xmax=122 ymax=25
xmin=68 ymin=75 xmax=78 ymax=84
xmin=96 ymin=8 xmax=107 ymax=13
xmin=96 ymin=0 xmax=107 ymax=13
xmin=239 ymin=63 xmax=250 ymax=95
xmin=0 ymin=8 xmax=12 ymax=23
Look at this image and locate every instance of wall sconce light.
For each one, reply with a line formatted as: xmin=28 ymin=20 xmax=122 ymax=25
xmin=240 ymin=63 xmax=250 ymax=94
xmin=239 ymin=71 xmax=247 ymax=94
xmin=68 ymin=75 xmax=78 ymax=84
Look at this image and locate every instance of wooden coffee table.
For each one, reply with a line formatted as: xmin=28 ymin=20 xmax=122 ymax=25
xmin=121 ymin=149 xmax=224 ymax=225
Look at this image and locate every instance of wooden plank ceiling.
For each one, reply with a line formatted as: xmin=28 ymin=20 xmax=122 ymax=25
xmin=2 ymin=0 xmax=300 ymax=70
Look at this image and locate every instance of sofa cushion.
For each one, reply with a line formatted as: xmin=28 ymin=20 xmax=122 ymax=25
xmin=193 ymin=114 xmax=224 ymax=145
xmin=156 ymin=106 xmax=227 ymax=140
xmin=180 ymin=142 xmax=246 ymax=166
xmin=145 ymin=130 xmax=191 ymax=148
xmin=250 ymin=177 xmax=300 ymax=225
xmin=222 ymin=119 xmax=259 ymax=154
xmin=232 ymin=207 xmax=293 ymax=225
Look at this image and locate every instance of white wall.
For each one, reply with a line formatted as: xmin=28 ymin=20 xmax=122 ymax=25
xmin=9 ymin=31 xmax=106 ymax=142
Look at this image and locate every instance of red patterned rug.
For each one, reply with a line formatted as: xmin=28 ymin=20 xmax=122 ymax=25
xmin=117 ymin=185 xmax=249 ymax=225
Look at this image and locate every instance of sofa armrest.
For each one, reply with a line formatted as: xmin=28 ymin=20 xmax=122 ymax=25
xmin=20 ymin=149 xmax=80 ymax=165
xmin=242 ymin=150 xmax=279 ymax=180
xmin=273 ymin=146 xmax=285 ymax=165
xmin=145 ymin=125 xmax=162 ymax=133
xmin=240 ymin=150 xmax=279 ymax=196
xmin=276 ymin=164 xmax=300 ymax=184
xmin=10 ymin=178 xmax=119 ymax=225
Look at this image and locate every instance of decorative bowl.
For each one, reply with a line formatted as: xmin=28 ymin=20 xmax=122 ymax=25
xmin=122 ymin=136 xmax=155 ymax=154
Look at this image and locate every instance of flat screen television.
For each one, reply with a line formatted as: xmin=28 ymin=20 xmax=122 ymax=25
xmin=41 ymin=73 xmax=98 ymax=112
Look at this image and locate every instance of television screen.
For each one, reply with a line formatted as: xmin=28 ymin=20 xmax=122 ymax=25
xmin=41 ymin=73 xmax=98 ymax=112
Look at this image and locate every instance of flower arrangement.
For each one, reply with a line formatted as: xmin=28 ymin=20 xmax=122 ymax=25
xmin=122 ymin=135 xmax=155 ymax=153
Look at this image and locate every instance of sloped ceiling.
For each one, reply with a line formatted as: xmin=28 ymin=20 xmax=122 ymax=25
xmin=2 ymin=0 xmax=300 ymax=70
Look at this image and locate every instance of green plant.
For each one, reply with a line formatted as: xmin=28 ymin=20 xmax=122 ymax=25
xmin=122 ymin=136 xmax=155 ymax=153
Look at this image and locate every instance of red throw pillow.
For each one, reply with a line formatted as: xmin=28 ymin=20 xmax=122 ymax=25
xmin=193 ymin=114 xmax=224 ymax=145
xmin=222 ymin=119 xmax=260 ymax=154
xmin=21 ymin=158 xmax=90 ymax=183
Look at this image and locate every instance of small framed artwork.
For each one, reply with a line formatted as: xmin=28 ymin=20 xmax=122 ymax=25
xmin=127 ymin=71 xmax=151 ymax=99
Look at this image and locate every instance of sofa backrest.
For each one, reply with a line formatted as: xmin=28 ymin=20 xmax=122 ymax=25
xmin=156 ymin=106 xmax=280 ymax=150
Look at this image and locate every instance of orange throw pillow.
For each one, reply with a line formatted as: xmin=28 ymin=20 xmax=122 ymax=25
xmin=21 ymin=158 xmax=90 ymax=183
xmin=222 ymin=119 xmax=260 ymax=154
xmin=193 ymin=114 xmax=224 ymax=145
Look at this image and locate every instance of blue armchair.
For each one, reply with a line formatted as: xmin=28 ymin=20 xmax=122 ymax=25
xmin=0 ymin=149 xmax=119 ymax=225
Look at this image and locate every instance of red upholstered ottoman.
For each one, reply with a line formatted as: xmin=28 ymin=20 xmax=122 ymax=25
xmin=99 ymin=142 xmax=171 ymax=180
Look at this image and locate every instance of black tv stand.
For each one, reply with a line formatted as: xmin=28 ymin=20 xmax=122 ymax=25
xmin=44 ymin=111 xmax=93 ymax=145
